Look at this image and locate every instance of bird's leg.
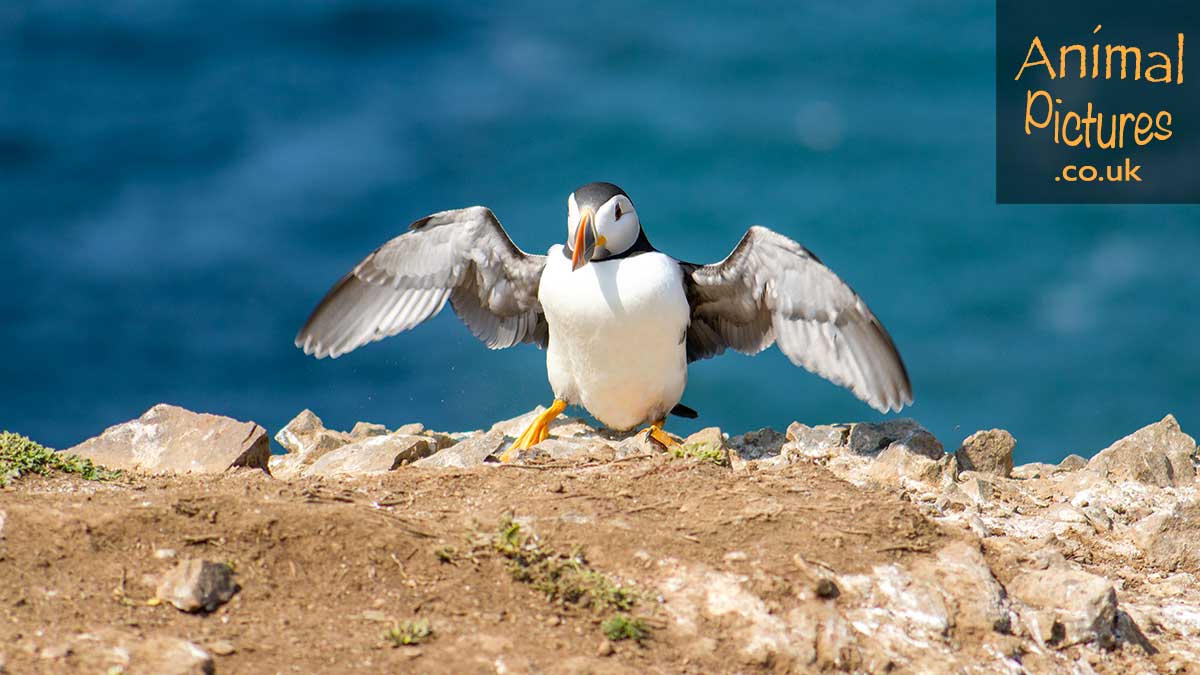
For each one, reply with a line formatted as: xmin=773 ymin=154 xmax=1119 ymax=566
xmin=643 ymin=418 xmax=679 ymax=448
xmin=500 ymin=400 xmax=567 ymax=462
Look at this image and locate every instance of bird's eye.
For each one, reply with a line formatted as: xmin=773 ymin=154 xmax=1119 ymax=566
xmin=614 ymin=203 xmax=623 ymax=219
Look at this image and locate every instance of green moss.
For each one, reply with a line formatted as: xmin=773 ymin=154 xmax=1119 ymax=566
xmin=669 ymin=441 xmax=730 ymax=467
xmin=434 ymin=546 xmax=459 ymax=564
xmin=385 ymin=618 xmax=433 ymax=646
xmin=602 ymin=614 xmax=650 ymax=642
xmin=492 ymin=517 xmax=652 ymax=641
xmin=0 ymin=431 xmax=120 ymax=487
xmin=493 ymin=517 xmax=637 ymax=612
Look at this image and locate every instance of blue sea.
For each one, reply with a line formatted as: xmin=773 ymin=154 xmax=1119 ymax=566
xmin=2 ymin=1 xmax=1197 ymax=464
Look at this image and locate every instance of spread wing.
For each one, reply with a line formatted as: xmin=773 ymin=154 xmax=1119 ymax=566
xmin=683 ymin=226 xmax=912 ymax=413
xmin=296 ymin=206 xmax=547 ymax=359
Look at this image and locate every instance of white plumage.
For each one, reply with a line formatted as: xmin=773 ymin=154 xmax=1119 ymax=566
xmin=539 ymin=246 xmax=689 ymax=430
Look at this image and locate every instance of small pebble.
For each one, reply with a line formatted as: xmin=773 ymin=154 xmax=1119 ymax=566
xmin=38 ymin=644 xmax=71 ymax=660
xmin=209 ymin=640 xmax=236 ymax=656
xmin=361 ymin=610 xmax=389 ymax=622
xmin=597 ymin=641 xmax=615 ymax=657
xmin=815 ymin=578 xmax=840 ymax=599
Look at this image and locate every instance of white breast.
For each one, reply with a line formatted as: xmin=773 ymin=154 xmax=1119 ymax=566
xmin=539 ymin=246 xmax=690 ymax=430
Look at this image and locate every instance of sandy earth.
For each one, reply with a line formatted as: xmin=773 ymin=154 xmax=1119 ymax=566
xmin=1 ymin=456 xmax=961 ymax=674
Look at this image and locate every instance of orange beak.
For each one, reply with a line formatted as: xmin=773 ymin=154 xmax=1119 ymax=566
xmin=570 ymin=210 xmax=594 ymax=271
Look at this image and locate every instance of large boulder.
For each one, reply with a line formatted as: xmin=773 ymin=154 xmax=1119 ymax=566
xmin=67 ymin=404 xmax=269 ymax=474
xmin=848 ymin=419 xmax=944 ymax=459
xmin=304 ymin=434 xmax=437 ymax=476
xmin=1087 ymin=415 xmax=1196 ymax=487
xmin=784 ymin=422 xmax=848 ymax=459
xmin=272 ymin=409 xmax=353 ymax=471
xmin=412 ymin=431 xmax=508 ymax=468
xmin=1131 ymin=505 xmax=1200 ymax=572
xmin=728 ymin=428 xmax=787 ymax=461
xmin=955 ymin=429 xmax=1016 ymax=478
xmin=866 ymin=443 xmax=943 ymax=485
xmin=1007 ymin=568 xmax=1117 ymax=647
xmin=913 ymin=542 xmax=1011 ymax=634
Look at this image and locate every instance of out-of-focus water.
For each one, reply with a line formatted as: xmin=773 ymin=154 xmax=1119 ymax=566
xmin=2 ymin=1 xmax=1196 ymax=464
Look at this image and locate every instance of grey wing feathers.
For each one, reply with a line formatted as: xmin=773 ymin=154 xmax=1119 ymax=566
xmin=684 ymin=226 xmax=912 ymax=413
xmin=296 ymin=206 xmax=547 ymax=359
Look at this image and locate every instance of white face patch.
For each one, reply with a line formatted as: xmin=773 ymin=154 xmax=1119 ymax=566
xmin=590 ymin=195 xmax=639 ymax=259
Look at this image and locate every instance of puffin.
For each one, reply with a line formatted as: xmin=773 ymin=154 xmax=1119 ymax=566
xmin=296 ymin=182 xmax=912 ymax=459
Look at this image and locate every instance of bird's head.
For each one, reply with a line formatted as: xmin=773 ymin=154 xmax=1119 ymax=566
xmin=566 ymin=182 xmax=641 ymax=271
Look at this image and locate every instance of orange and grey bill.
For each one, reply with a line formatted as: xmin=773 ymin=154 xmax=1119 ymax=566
xmin=571 ymin=210 xmax=591 ymax=270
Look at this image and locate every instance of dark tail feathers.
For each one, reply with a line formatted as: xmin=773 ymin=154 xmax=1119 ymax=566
xmin=670 ymin=403 xmax=699 ymax=419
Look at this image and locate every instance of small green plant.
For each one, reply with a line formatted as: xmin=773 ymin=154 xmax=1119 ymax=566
xmin=434 ymin=546 xmax=458 ymax=564
xmin=385 ymin=618 xmax=433 ymax=646
xmin=602 ymin=614 xmax=650 ymax=642
xmin=0 ymin=431 xmax=120 ymax=487
xmin=492 ymin=517 xmax=653 ymax=641
xmin=670 ymin=441 xmax=730 ymax=467
xmin=493 ymin=518 xmax=637 ymax=612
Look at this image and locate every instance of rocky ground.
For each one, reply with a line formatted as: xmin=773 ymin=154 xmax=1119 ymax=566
xmin=0 ymin=405 xmax=1198 ymax=674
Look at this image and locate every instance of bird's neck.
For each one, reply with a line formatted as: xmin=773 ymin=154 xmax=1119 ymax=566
xmin=602 ymin=229 xmax=656 ymax=262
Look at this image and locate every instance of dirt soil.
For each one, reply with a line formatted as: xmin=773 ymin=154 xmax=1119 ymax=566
xmin=0 ymin=455 xmax=958 ymax=674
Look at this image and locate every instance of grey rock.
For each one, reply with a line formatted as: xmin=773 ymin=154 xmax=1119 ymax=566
xmin=915 ymin=542 xmax=1011 ymax=634
xmin=509 ymin=437 xmax=613 ymax=464
xmin=396 ymin=422 xmax=426 ymax=435
xmin=955 ymin=429 xmax=1016 ymax=478
xmin=1044 ymin=503 xmax=1096 ymax=535
xmin=610 ymin=431 xmax=670 ymax=459
xmin=848 ymin=419 xmax=943 ymax=459
xmin=68 ymin=404 xmax=269 ymax=474
xmin=156 ymin=559 xmax=239 ymax=613
xmin=489 ymin=407 xmax=597 ymax=439
xmin=939 ymin=453 xmax=960 ymax=483
xmin=52 ymin=630 xmax=212 ymax=675
xmin=958 ymin=474 xmax=995 ymax=505
xmin=866 ymin=443 xmax=942 ymax=485
xmin=489 ymin=408 xmax=547 ymax=437
xmin=274 ymin=409 xmax=350 ymax=456
xmin=1008 ymin=568 xmax=1117 ymax=647
xmin=350 ymin=421 xmax=390 ymax=439
xmin=935 ymin=482 xmax=975 ymax=513
xmin=1011 ymin=462 xmax=1057 ymax=480
xmin=1058 ymin=454 xmax=1088 ymax=472
xmin=39 ymin=643 xmax=72 ymax=659
xmin=413 ymin=431 xmax=507 ymax=468
xmin=685 ymin=427 xmax=726 ymax=450
xmin=728 ymin=428 xmax=787 ymax=460
xmin=272 ymin=410 xmax=353 ymax=476
xmin=1131 ymin=505 xmax=1200 ymax=572
xmin=784 ymin=422 xmax=848 ymax=459
xmin=304 ymin=434 xmax=436 ymax=476
xmin=136 ymin=637 xmax=214 ymax=675
xmin=1087 ymin=414 xmax=1197 ymax=487
xmin=274 ymin=412 xmax=458 ymax=476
